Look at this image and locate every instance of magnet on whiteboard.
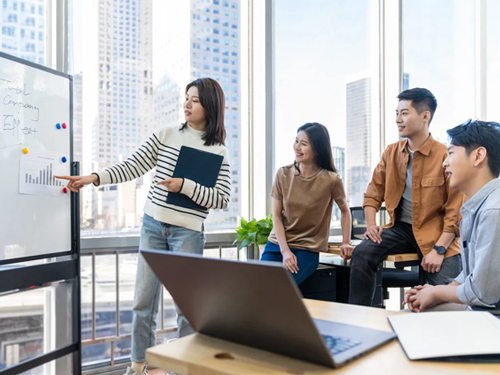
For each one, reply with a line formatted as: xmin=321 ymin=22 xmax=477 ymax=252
xmin=62 ymin=123 xmax=67 ymax=129
xmin=56 ymin=123 xmax=61 ymax=129
xmin=22 ymin=147 xmax=29 ymax=154
xmin=61 ymin=156 xmax=67 ymax=163
xmin=63 ymin=187 xmax=68 ymax=194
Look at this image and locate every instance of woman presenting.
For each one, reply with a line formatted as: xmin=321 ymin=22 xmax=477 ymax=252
xmin=58 ymin=77 xmax=231 ymax=375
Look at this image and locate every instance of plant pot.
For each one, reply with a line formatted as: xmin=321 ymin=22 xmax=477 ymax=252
xmin=258 ymin=244 xmax=266 ymax=259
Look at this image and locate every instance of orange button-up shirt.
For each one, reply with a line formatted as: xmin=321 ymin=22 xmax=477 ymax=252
xmin=363 ymin=134 xmax=464 ymax=257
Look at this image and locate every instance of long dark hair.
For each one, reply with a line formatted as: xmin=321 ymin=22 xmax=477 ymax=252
xmin=294 ymin=122 xmax=337 ymax=174
xmin=181 ymin=77 xmax=226 ymax=146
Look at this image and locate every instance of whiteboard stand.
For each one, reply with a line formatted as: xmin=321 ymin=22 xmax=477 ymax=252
xmin=0 ymin=52 xmax=81 ymax=375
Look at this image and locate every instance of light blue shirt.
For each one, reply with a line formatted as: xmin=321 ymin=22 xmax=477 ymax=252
xmin=455 ymin=178 xmax=500 ymax=307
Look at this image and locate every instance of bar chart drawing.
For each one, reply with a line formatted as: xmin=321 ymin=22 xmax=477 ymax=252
xmin=19 ymin=150 xmax=69 ymax=195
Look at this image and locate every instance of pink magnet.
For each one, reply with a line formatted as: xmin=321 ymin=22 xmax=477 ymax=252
xmin=62 ymin=123 xmax=67 ymax=129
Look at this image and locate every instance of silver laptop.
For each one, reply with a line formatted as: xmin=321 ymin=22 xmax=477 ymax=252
xmin=142 ymin=250 xmax=396 ymax=368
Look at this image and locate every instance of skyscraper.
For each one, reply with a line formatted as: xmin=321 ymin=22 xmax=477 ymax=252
xmin=346 ymin=77 xmax=372 ymax=207
xmin=332 ymin=146 xmax=345 ymax=221
xmin=154 ymin=74 xmax=181 ymax=129
xmin=332 ymin=146 xmax=345 ymax=181
xmin=91 ymin=0 xmax=153 ymax=229
xmin=73 ymin=73 xmax=83 ymax=166
xmin=0 ymin=0 xmax=45 ymax=65
xmin=189 ymin=0 xmax=240 ymax=230
xmin=345 ymin=74 xmax=410 ymax=208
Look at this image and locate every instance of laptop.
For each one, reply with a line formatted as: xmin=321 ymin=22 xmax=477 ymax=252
xmin=141 ymin=250 xmax=396 ymax=368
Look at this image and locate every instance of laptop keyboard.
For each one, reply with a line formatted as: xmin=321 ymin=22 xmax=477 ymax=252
xmin=321 ymin=334 xmax=362 ymax=356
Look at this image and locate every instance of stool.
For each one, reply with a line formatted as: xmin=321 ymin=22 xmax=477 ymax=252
xmin=325 ymin=244 xmax=422 ymax=308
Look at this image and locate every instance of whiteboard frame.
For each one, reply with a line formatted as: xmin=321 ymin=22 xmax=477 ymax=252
xmin=0 ymin=51 xmax=76 ymax=265
xmin=0 ymin=52 xmax=81 ymax=375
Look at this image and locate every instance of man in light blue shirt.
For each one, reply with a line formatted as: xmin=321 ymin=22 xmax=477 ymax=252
xmin=405 ymin=119 xmax=500 ymax=311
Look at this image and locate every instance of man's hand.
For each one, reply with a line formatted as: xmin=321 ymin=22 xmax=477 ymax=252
xmin=363 ymin=225 xmax=383 ymax=243
xmin=157 ymin=178 xmax=183 ymax=193
xmin=403 ymin=285 xmax=423 ymax=311
xmin=281 ymin=249 xmax=299 ymax=274
xmin=421 ymin=250 xmax=445 ymax=273
xmin=405 ymin=284 xmax=442 ymax=312
xmin=55 ymin=174 xmax=98 ymax=192
xmin=340 ymin=243 xmax=354 ymax=260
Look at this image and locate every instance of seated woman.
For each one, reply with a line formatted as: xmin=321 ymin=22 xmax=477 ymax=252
xmin=261 ymin=122 xmax=352 ymax=285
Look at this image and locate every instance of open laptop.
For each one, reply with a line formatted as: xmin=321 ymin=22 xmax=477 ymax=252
xmin=142 ymin=250 xmax=396 ymax=368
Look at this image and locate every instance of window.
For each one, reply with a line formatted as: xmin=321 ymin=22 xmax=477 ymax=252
xmin=0 ymin=6 xmax=44 ymax=65
xmin=68 ymin=0 xmax=248 ymax=362
xmin=402 ymin=0 xmax=475 ymax=142
xmin=487 ymin=0 xmax=500 ymax=121
xmin=68 ymin=0 xmax=246 ymax=239
xmin=275 ymin=0 xmax=379 ymax=222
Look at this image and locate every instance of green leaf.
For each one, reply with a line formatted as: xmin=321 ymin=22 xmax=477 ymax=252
xmin=234 ymin=215 xmax=274 ymax=248
xmin=239 ymin=238 xmax=251 ymax=250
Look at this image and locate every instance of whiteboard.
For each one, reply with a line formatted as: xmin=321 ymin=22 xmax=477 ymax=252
xmin=0 ymin=53 xmax=72 ymax=262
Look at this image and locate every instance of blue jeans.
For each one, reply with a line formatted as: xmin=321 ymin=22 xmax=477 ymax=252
xmin=349 ymin=221 xmax=462 ymax=306
xmin=260 ymin=241 xmax=319 ymax=285
xmin=131 ymin=214 xmax=205 ymax=363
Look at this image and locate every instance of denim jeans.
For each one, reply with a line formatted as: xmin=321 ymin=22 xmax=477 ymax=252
xmin=131 ymin=214 xmax=205 ymax=363
xmin=349 ymin=221 xmax=462 ymax=306
xmin=260 ymin=241 xmax=319 ymax=285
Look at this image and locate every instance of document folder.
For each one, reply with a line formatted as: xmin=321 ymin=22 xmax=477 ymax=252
xmin=166 ymin=146 xmax=223 ymax=210
xmin=388 ymin=311 xmax=500 ymax=362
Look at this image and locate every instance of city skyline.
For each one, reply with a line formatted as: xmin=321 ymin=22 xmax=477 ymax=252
xmin=1 ymin=0 xmax=488 ymax=235
xmin=72 ymin=0 xmax=242 ymax=233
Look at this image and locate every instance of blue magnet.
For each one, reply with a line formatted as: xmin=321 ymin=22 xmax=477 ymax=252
xmin=61 ymin=156 xmax=67 ymax=163
xmin=56 ymin=123 xmax=61 ymax=129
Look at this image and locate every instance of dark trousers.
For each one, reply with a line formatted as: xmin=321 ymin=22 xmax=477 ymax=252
xmin=348 ymin=221 xmax=462 ymax=306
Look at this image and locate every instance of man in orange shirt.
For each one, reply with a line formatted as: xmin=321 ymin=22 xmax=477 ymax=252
xmin=349 ymin=88 xmax=464 ymax=306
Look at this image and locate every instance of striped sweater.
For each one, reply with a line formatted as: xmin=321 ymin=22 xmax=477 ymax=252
xmin=95 ymin=124 xmax=231 ymax=231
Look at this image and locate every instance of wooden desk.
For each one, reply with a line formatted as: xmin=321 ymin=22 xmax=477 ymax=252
xmin=146 ymin=300 xmax=500 ymax=375
xmin=326 ymin=243 xmax=420 ymax=263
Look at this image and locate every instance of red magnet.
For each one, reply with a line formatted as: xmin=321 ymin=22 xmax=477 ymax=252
xmin=63 ymin=187 xmax=68 ymax=194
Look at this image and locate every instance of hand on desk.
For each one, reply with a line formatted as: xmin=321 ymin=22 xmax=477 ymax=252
xmin=340 ymin=243 xmax=354 ymax=260
xmin=404 ymin=284 xmax=441 ymax=312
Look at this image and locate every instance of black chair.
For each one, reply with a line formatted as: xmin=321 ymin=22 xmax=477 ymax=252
xmin=349 ymin=207 xmax=423 ymax=307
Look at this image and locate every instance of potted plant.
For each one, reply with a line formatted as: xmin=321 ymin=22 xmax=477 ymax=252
xmin=233 ymin=214 xmax=273 ymax=259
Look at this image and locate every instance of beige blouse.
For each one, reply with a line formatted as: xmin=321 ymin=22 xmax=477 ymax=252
xmin=267 ymin=164 xmax=347 ymax=252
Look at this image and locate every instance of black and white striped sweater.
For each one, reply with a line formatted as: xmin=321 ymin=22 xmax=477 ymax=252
xmin=95 ymin=125 xmax=231 ymax=231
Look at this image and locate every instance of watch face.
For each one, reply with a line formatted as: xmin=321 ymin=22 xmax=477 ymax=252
xmin=434 ymin=245 xmax=446 ymax=255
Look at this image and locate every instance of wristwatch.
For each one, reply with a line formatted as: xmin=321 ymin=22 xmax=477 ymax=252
xmin=433 ymin=245 xmax=446 ymax=255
